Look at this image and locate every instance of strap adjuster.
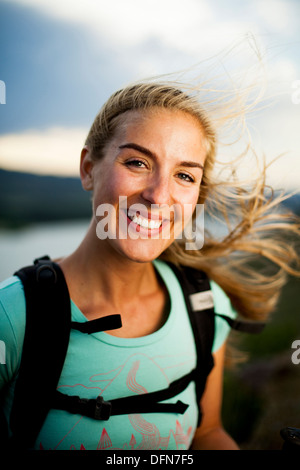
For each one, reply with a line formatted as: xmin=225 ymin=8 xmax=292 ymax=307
xmin=94 ymin=396 xmax=112 ymax=420
xmin=53 ymin=391 xmax=112 ymax=420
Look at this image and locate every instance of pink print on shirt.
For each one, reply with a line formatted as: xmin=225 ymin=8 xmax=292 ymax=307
xmin=39 ymin=352 xmax=195 ymax=450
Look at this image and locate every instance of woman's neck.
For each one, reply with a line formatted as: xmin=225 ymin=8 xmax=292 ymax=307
xmin=58 ymin=220 xmax=160 ymax=315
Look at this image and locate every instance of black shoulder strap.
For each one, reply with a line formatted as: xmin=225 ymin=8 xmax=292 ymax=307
xmin=9 ymin=257 xmax=123 ymax=448
xmin=10 ymin=256 xmax=72 ymax=448
xmin=165 ymin=262 xmax=265 ymax=425
xmin=165 ymin=262 xmax=215 ymax=425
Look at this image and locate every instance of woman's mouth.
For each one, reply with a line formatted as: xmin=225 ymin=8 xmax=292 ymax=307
xmin=127 ymin=210 xmax=162 ymax=230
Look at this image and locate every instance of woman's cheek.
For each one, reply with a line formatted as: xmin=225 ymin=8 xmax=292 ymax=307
xmin=173 ymin=189 xmax=200 ymax=234
xmin=177 ymin=187 xmax=200 ymax=211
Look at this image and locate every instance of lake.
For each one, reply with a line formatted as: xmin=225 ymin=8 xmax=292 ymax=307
xmin=0 ymin=220 xmax=90 ymax=282
xmin=0 ymin=216 xmax=227 ymax=282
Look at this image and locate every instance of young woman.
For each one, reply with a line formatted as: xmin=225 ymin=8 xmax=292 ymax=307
xmin=0 ymin=83 xmax=299 ymax=450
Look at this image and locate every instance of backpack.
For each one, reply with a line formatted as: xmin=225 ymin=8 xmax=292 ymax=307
xmin=6 ymin=256 xmax=264 ymax=449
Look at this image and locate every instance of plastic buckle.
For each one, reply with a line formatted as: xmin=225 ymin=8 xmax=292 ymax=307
xmin=35 ymin=263 xmax=58 ymax=283
xmin=94 ymin=396 xmax=112 ymax=420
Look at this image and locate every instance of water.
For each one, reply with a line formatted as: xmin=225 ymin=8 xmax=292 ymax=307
xmin=0 ymin=220 xmax=90 ymax=282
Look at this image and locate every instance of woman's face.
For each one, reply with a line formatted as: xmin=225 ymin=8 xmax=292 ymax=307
xmin=81 ymin=108 xmax=207 ymax=263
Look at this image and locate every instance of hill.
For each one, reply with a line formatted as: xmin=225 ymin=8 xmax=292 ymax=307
xmin=0 ymin=169 xmax=92 ymax=227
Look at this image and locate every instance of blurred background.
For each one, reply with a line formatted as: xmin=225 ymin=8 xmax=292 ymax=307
xmin=0 ymin=0 xmax=299 ymax=450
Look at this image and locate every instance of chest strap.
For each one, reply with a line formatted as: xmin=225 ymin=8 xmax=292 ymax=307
xmin=52 ymin=369 xmax=195 ymax=420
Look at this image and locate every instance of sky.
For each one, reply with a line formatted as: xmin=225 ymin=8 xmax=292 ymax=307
xmin=0 ymin=0 xmax=299 ymax=190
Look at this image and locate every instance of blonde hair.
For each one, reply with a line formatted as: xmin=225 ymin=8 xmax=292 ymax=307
xmin=85 ymin=79 xmax=300 ymax=327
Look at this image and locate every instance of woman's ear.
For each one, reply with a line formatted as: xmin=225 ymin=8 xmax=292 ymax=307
xmin=80 ymin=146 xmax=94 ymax=191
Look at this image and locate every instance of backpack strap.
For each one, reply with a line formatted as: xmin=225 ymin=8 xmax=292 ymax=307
xmin=52 ymin=370 xmax=193 ymax=420
xmin=10 ymin=256 xmax=123 ymax=448
xmin=165 ymin=263 xmax=215 ymax=426
xmin=10 ymin=256 xmax=72 ymax=448
xmin=165 ymin=262 xmax=265 ymax=425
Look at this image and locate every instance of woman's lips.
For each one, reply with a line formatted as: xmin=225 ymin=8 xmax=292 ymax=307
xmin=125 ymin=209 xmax=172 ymax=235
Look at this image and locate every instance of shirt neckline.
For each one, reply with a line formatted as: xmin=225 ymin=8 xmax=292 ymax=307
xmin=70 ymin=260 xmax=180 ymax=348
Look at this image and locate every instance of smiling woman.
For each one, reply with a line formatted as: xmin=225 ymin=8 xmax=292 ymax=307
xmin=80 ymin=106 xmax=207 ymax=262
xmin=0 ymin=81 xmax=299 ymax=451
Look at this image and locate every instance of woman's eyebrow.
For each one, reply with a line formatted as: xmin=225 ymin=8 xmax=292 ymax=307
xmin=179 ymin=160 xmax=204 ymax=170
xmin=119 ymin=142 xmax=154 ymax=159
xmin=119 ymin=142 xmax=204 ymax=170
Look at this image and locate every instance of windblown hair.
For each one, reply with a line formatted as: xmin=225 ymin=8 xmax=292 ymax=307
xmin=85 ymin=79 xmax=300 ymax=329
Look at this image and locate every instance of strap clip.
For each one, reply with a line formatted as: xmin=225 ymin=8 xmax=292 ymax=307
xmin=54 ymin=391 xmax=112 ymax=420
xmin=34 ymin=258 xmax=58 ymax=284
xmin=94 ymin=396 xmax=112 ymax=420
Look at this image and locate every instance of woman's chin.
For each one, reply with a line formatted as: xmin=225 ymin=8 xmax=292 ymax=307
xmin=112 ymin=237 xmax=171 ymax=264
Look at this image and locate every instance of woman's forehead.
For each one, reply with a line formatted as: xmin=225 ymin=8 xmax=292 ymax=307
xmin=103 ymin=107 xmax=208 ymax=167
xmin=112 ymin=107 xmax=204 ymax=140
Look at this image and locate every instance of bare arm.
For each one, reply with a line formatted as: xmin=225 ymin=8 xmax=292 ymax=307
xmin=191 ymin=343 xmax=239 ymax=450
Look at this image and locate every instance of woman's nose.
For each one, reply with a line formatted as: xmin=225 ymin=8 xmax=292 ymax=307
xmin=141 ymin=174 xmax=173 ymax=206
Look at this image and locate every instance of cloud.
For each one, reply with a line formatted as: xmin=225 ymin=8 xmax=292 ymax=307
xmin=1 ymin=0 xmax=299 ymax=191
xmin=254 ymin=0 xmax=298 ymax=33
xmin=3 ymin=0 xmax=262 ymax=60
xmin=6 ymin=0 xmax=298 ymax=82
xmin=0 ymin=127 xmax=87 ymax=176
xmin=6 ymin=0 xmax=213 ymax=49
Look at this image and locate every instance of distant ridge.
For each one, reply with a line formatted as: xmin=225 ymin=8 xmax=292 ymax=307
xmin=281 ymin=192 xmax=300 ymax=215
xmin=0 ymin=168 xmax=92 ymax=228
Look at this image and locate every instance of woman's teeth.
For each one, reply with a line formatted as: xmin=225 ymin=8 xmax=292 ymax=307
xmin=128 ymin=212 xmax=162 ymax=229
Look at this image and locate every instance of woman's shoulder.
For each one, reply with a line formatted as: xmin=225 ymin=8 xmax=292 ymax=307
xmin=0 ymin=275 xmax=26 ymax=316
xmin=0 ymin=276 xmax=26 ymax=367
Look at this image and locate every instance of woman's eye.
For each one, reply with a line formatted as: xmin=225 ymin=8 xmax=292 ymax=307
xmin=177 ymin=172 xmax=195 ymax=183
xmin=125 ymin=159 xmax=147 ymax=168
